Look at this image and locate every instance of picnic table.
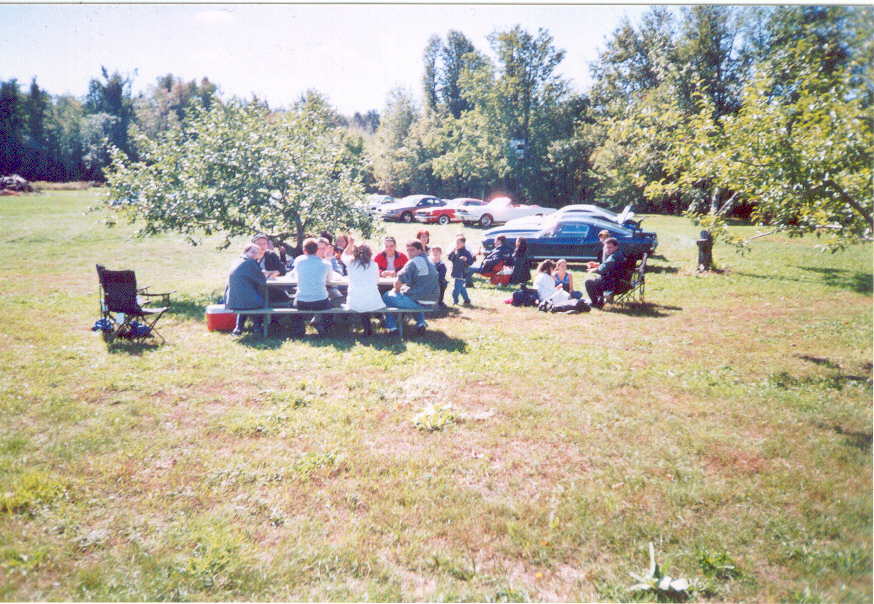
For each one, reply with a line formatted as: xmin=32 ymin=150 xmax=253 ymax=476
xmin=207 ymin=274 xmax=434 ymax=338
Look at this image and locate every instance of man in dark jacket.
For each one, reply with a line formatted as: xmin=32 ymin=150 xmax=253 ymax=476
xmin=225 ymin=243 xmax=268 ymax=335
xmin=585 ymin=238 xmax=625 ymax=309
xmin=472 ymin=235 xmax=514 ymax=276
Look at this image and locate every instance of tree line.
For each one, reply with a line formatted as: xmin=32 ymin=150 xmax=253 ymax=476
xmin=3 ymin=5 xmax=871 ymax=248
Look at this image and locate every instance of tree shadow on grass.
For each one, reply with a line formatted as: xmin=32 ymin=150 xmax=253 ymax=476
xmin=645 ymin=264 xmax=680 ymax=274
xmin=606 ymin=302 xmax=682 ymax=318
xmin=232 ymin=317 xmax=468 ymax=353
xmin=793 ymin=265 xmax=873 ymax=295
xmin=106 ymin=339 xmax=161 ymax=356
xmin=815 ymin=422 xmax=873 ymax=453
xmin=166 ymin=297 xmax=211 ymax=322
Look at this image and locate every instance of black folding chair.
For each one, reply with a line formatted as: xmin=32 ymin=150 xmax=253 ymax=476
xmin=606 ymin=253 xmax=648 ymax=308
xmin=96 ymin=265 xmax=169 ymax=343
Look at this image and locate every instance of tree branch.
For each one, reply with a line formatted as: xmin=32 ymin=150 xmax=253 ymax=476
xmin=743 ymin=229 xmax=778 ymax=245
xmin=716 ymin=190 xmax=742 ymax=217
xmin=823 ymin=178 xmax=874 ymax=229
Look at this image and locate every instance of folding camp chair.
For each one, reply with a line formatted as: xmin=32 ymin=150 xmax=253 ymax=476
xmin=96 ymin=264 xmax=173 ymax=308
xmin=606 ymin=253 xmax=647 ymax=308
xmin=96 ymin=265 xmax=169 ymax=343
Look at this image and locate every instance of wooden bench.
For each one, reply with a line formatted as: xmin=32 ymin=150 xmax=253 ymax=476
xmin=207 ymin=303 xmax=436 ymax=338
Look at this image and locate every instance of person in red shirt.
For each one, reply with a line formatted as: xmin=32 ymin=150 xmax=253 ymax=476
xmin=374 ymin=236 xmax=409 ymax=277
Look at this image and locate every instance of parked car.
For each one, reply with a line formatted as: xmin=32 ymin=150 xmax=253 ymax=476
xmin=415 ymin=197 xmax=485 ymax=225
xmin=504 ymin=204 xmax=637 ymax=229
xmin=366 ymin=194 xmax=397 ymax=211
xmin=455 ymin=196 xmax=555 ymax=228
xmin=375 ymin=195 xmax=446 ymax=223
xmin=481 ymin=215 xmax=658 ymax=263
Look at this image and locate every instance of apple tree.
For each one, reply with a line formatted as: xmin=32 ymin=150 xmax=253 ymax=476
xmin=103 ymin=97 xmax=375 ymax=250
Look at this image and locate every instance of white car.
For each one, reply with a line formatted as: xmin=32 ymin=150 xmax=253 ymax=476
xmin=503 ymin=204 xmax=635 ymax=229
xmin=455 ymin=196 xmax=554 ymax=228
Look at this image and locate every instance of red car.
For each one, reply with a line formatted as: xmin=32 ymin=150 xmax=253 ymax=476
xmin=415 ymin=197 xmax=485 ymax=225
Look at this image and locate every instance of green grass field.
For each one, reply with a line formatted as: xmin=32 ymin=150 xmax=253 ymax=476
xmin=1 ymin=190 xmax=871 ymax=602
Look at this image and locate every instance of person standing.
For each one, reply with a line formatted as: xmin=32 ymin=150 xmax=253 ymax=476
xmin=447 ymin=234 xmax=475 ymax=306
xmin=508 ymin=237 xmax=531 ymax=285
xmin=429 ymin=246 xmax=448 ymax=309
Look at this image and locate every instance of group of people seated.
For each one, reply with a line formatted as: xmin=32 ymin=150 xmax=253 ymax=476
xmin=224 ymin=226 xmax=631 ymax=337
xmin=224 ymin=230 xmax=441 ymax=337
xmin=528 ymin=229 xmax=628 ymax=309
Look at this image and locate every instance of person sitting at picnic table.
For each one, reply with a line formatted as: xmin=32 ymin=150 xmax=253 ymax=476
xmin=253 ymin=233 xmax=285 ymax=277
xmin=225 ymin=243 xmax=268 ymax=337
xmin=375 ymin=236 xmax=408 ymax=278
xmin=508 ymin=237 xmax=532 ymax=285
xmin=585 ymin=237 xmax=625 ymax=309
xmin=252 ymin=233 xmax=293 ymax=307
xmin=533 ymin=259 xmax=571 ymax=305
xmin=290 ymin=238 xmax=334 ymax=338
xmin=334 ymin=233 xmax=350 ymax=275
xmin=341 ymin=236 xmax=386 ymax=336
xmin=553 ymin=258 xmax=583 ymax=300
xmin=382 ymin=240 xmax=439 ymax=335
xmin=472 ymin=234 xmax=513 ymax=276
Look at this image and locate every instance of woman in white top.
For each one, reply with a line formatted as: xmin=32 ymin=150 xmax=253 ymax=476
xmin=341 ymin=237 xmax=386 ymax=336
xmin=532 ymin=259 xmax=571 ymax=305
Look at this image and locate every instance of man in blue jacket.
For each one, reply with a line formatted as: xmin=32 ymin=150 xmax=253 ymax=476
xmin=225 ymin=243 xmax=268 ymax=336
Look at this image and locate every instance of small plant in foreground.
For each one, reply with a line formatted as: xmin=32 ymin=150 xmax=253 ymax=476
xmin=412 ymin=402 xmax=456 ymax=431
xmin=629 ymin=542 xmax=704 ymax=601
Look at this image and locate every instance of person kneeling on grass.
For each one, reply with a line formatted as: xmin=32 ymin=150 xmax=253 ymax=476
xmin=382 ymin=240 xmax=439 ymax=335
xmin=225 ymin=242 xmax=268 ymax=336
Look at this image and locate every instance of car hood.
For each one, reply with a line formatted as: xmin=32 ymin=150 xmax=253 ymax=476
xmin=377 ymin=202 xmax=413 ymax=211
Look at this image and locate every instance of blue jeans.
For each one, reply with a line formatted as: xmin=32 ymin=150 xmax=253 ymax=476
xmin=382 ymin=291 xmax=427 ymax=331
xmin=452 ymin=278 xmax=470 ymax=303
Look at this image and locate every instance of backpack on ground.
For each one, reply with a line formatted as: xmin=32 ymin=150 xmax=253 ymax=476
xmin=511 ymin=285 xmax=538 ymax=307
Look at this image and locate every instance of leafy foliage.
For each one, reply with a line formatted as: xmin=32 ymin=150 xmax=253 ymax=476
xmin=104 ymin=97 xmax=374 ymax=249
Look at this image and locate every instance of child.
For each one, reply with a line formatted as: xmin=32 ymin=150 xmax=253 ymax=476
xmin=447 ymin=235 xmax=475 ymax=306
xmin=429 ymin=246 xmax=448 ymax=309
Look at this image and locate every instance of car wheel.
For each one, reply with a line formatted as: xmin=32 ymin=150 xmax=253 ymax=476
xmin=437 ymin=214 xmax=450 ymax=226
xmin=479 ymin=214 xmax=494 ymax=228
xmin=401 ymin=212 xmax=413 ymax=223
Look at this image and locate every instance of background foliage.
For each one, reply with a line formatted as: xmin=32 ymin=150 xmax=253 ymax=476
xmin=1 ymin=6 xmax=871 ymax=248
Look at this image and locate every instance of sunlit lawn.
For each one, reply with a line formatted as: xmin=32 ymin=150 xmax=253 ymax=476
xmin=0 ymin=190 xmax=871 ymax=602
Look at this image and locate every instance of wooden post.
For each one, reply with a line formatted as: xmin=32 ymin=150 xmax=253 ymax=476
xmin=697 ymin=230 xmax=713 ymax=272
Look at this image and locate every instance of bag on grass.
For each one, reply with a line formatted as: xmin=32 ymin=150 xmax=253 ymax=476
xmin=549 ymin=299 xmax=590 ymax=314
xmin=511 ymin=286 xmax=538 ymax=307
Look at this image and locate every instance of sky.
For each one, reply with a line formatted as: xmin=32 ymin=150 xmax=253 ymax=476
xmin=1 ymin=3 xmax=669 ymax=116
